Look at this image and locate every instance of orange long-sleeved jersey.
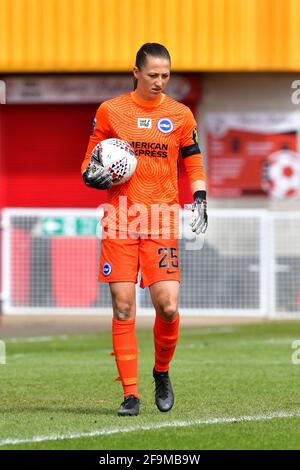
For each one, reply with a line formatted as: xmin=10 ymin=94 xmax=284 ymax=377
xmin=82 ymin=91 xmax=206 ymax=236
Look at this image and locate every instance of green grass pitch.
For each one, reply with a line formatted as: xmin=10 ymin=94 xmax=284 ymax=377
xmin=1 ymin=321 xmax=300 ymax=450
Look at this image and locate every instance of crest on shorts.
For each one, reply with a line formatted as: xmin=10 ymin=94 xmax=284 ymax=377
xmin=103 ymin=262 xmax=112 ymax=276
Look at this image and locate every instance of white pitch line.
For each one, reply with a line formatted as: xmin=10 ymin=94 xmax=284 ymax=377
xmin=1 ymin=410 xmax=300 ymax=447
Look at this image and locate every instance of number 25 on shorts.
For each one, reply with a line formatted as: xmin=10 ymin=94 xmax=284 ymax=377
xmin=158 ymin=247 xmax=179 ymax=273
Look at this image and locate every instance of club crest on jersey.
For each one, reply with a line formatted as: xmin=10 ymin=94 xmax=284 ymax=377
xmin=157 ymin=118 xmax=174 ymax=134
xmin=138 ymin=118 xmax=152 ymax=129
xmin=103 ymin=262 xmax=112 ymax=276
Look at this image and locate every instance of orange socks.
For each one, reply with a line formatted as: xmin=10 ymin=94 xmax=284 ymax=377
xmin=112 ymin=314 xmax=179 ymax=397
xmin=153 ymin=313 xmax=180 ymax=372
xmin=112 ymin=318 xmax=139 ymax=398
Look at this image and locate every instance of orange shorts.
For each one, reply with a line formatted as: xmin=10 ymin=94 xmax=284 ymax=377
xmin=99 ymin=237 xmax=180 ymax=288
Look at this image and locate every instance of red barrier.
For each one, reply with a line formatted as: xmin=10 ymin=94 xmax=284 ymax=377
xmin=51 ymin=237 xmax=98 ymax=307
xmin=11 ymin=228 xmax=31 ymax=305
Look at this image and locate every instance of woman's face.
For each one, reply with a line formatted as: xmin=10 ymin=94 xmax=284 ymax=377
xmin=133 ymin=55 xmax=170 ymax=100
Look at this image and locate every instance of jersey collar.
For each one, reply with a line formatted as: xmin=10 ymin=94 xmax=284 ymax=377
xmin=130 ymin=91 xmax=165 ymax=107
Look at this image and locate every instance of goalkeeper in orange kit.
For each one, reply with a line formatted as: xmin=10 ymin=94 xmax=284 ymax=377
xmin=82 ymin=43 xmax=207 ymax=416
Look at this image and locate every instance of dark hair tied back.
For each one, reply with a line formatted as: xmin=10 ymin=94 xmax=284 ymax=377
xmin=133 ymin=43 xmax=171 ymax=90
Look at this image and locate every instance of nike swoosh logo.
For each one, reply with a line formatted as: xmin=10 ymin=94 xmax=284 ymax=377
xmin=167 ymin=269 xmax=177 ymax=274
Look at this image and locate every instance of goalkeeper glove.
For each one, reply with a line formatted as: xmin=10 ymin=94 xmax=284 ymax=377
xmin=82 ymin=162 xmax=112 ymax=190
xmin=190 ymin=190 xmax=208 ymax=234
